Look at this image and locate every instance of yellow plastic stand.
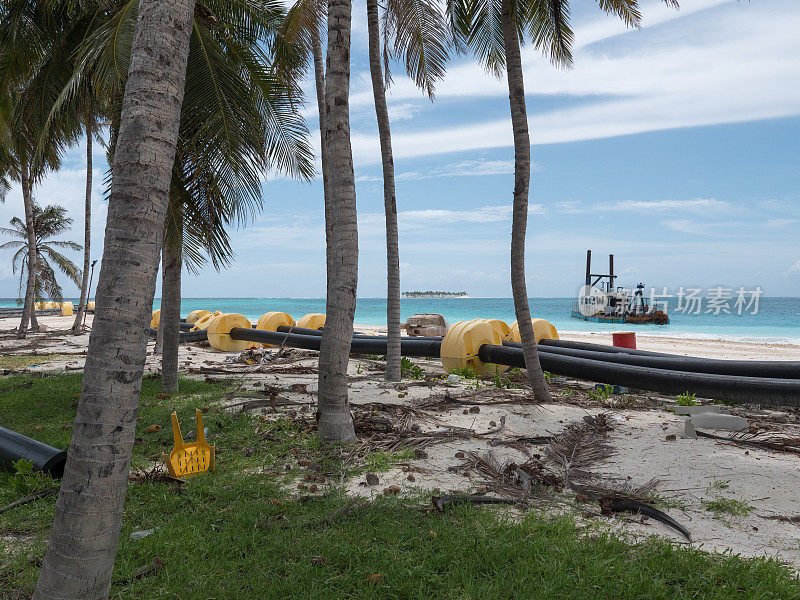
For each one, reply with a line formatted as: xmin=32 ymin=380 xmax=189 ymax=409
xmin=186 ymin=309 xmax=211 ymax=324
xmin=164 ymin=409 xmax=215 ymax=478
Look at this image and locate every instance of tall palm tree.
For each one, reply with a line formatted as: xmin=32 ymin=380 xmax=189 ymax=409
xmin=366 ymin=0 xmax=449 ymax=381
xmin=0 ymin=203 xmax=82 ymax=302
xmin=450 ymin=0 xmax=665 ymax=401
xmin=32 ymin=0 xmax=197 ymax=596
xmin=38 ymin=0 xmax=312 ymax=391
xmin=72 ymin=110 xmax=103 ymax=334
xmin=317 ymin=0 xmax=358 ymax=443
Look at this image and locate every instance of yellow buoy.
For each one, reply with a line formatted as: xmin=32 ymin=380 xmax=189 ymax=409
xmin=186 ymin=309 xmax=211 ymax=324
xmin=440 ymin=320 xmax=505 ymax=376
xmin=508 ymin=318 xmax=559 ymax=344
xmin=191 ymin=310 xmax=221 ymax=331
xmin=34 ymin=302 xmax=42 ymax=310
xmin=255 ymin=312 xmax=295 ymax=348
xmin=150 ymin=309 xmax=161 ymax=329
xmin=164 ymin=409 xmax=215 ymax=479
xmin=296 ymin=313 xmax=326 ymax=330
xmin=207 ymin=313 xmax=252 ymax=352
xmin=87 ymin=301 xmax=95 ymax=310
xmin=60 ymin=302 xmax=74 ymax=317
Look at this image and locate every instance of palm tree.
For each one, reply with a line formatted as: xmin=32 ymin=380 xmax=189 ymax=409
xmin=0 ymin=203 xmax=82 ymax=302
xmin=449 ymin=0 xmax=665 ymax=401
xmin=33 ymin=0 xmax=312 ymax=392
xmin=366 ymin=0 xmax=449 ymax=381
xmin=32 ymin=0 xmax=197 ymax=596
xmin=316 ymin=0 xmax=359 ymax=443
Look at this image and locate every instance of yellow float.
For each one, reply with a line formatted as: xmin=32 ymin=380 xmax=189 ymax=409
xmin=207 ymin=313 xmax=253 ymax=352
xmin=34 ymin=302 xmax=42 ymax=310
xmin=186 ymin=309 xmax=211 ymax=324
xmin=87 ymin=301 xmax=95 ymax=310
xmin=508 ymin=318 xmax=559 ymax=343
xmin=191 ymin=310 xmax=222 ymax=331
xmin=440 ymin=319 xmax=506 ymax=376
xmin=296 ymin=313 xmax=326 ymax=330
xmin=60 ymin=301 xmax=74 ymax=317
xmin=150 ymin=309 xmax=161 ymax=329
xmin=255 ymin=312 xmax=295 ymax=348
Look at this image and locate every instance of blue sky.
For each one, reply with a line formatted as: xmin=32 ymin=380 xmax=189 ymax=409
xmin=1 ymin=0 xmax=799 ymax=299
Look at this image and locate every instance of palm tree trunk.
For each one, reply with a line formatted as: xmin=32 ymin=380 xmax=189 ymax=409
xmin=312 ymin=24 xmax=333 ymax=288
xmin=161 ymin=213 xmax=182 ymax=393
xmin=17 ymin=164 xmax=36 ymax=338
xmin=33 ymin=0 xmax=195 ymax=597
xmin=366 ymin=0 xmax=401 ymax=382
xmin=500 ymin=0 xmax=551 ymax=402
xmin=72 ymin=118 xmax=93 ymax=334
xmin=317 ymin=0 xmax=357 ymax=443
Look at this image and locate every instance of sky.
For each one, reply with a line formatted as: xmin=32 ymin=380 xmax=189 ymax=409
xmin=1 ymin=0 xmax=799 ymax=299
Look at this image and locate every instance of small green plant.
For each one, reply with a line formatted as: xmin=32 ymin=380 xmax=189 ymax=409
xmin=709 ymin=479 xmax=730 ymax=491
xmin=356 ymin=362 xmax=363 ymax=374
xmin=449 ymin=366 xmax=477 ymax=380
xmin=675 ymin=392 xmax=698 ymax=406
xmin=490 ymin=368 xmax=518 ymax=389
xmin=587 ymin=384 xmax=614 ymax=402
xmin=401 ymin=357 xmax=424 ymax=380
xmin=702 ymin=496 xmax=753 ymax=517
xmin=543 ymin=370 xmax=552 ymax=383
xmin=10 ymin=459 xmax=53 ymax=494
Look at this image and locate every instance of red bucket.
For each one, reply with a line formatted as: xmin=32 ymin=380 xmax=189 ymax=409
xmin=612 ymin=332 xmax=637 ymax=349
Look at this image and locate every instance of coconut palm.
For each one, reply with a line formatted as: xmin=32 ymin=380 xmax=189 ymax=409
xmin=31 ymin=0 xmax=197 ymax=595
xmin=366 ymin=0 xmax=449 ymax=380
xmin=448 ymin=0 xmax=671 ymax=401
xmin=316 ymin=0 xmax=359 ymax=443
xmin=0 ymin=1 xmax=78 ymax=337
xmin=34 ymin=0 xmax=312 ymax=391
xmin=0 ymin=202 xmax=82 ymax=302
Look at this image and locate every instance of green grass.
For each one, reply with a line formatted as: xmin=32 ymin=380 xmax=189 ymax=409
xmin=2 ymin=374 xmax=800 ymax=599
xmin=703 ymin=496 xmax=754 ymax=518
xmin=675 ymin=392 xmax=699 ymax=406
xmin=0 ymin=354 xmax=68 ymax=369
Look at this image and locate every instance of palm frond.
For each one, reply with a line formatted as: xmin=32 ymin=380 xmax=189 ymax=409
xmin=384 ymin=0 xmax=451 ymax=98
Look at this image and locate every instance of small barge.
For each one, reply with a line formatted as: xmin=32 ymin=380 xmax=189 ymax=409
xmin=571 ymin=250 xmax=669 ymax=325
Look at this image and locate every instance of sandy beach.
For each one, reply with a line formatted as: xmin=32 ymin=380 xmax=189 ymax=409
xmin=3 ymin=313 xmax=800 ymax=568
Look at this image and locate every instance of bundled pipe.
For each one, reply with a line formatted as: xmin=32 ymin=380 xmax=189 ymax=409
xmin=0 ymin=426 xmax=67 ymax=477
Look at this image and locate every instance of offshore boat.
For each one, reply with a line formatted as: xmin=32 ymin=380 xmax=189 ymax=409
xmin=571 ymin=250 xmax=669 ymax=325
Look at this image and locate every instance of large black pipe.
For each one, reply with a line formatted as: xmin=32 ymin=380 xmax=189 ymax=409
xmin=229 ymin=328 xmax=442 ymax=358
xmin=147 ymin=328 xmax=208 ymax=342
xmin=478 ymin=344 xmax=800 ymax=405
xmin=0 ymin=426 xmax=67 ymax=477
xmin=276 ymin=324 xmax=443 ymax=341
xmin=276 ymin=325 xmax=799 ymax=379
xmin=529 ymin=343 xmax=800 ymax=379
xmin=538 ymin=338 xmax=684 ymax=358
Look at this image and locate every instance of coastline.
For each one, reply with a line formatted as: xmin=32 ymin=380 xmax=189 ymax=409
xmin=1 ymin=315 xmax=798 ymax=361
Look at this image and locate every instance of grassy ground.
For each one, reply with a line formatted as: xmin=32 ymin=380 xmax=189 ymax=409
xmin=2 ymin=374 xmax=799 ymax=599
xmin=0 ymin=354 xmax=69 ymax=370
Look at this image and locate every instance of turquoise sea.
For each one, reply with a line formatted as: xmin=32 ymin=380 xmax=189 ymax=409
xmin=3 ymin=297 xmax=799 ymax=344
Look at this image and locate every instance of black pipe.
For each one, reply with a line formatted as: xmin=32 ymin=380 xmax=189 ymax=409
xmin=538 ymin=338 xmax=683 ymax=358
xmin=147 ymin=328 xmax=208 ymax=342
xmin=0 ymin=426 xmax=67 ymax=477
xmin=478 ymin=344 xmax=800 ymax=405
xmin=530 ymin=344 xmax=800 ymax=379
xmin=276 ymin=325 xmax=442 ymax=341
xmin=229 ymin=328 xmax=442 ymax=358
xmin=180 ymin=322 xmax=193 ymax=331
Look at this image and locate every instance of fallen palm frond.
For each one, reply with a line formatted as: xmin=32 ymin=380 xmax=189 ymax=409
xmin=460 ymin=450 xmax=559 ymax=499
xmin=545 ymin=414 xmax=691 ymax=541
xmin=697 ymin=428 xmax=800 ymax=455
xmin=432 ymin=494 xmax=521 ymax=513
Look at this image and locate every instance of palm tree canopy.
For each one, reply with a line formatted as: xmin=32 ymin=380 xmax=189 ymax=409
xmin=0 ymin=202 xmax=82 ymax=301
xmin=449 ymin=0 xmax=678 ymax=74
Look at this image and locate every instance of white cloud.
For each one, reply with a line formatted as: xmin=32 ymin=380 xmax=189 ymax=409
xmin=387 ymin=103 xmax=421 ymax=121
xmin=766 ymin=218 xmax=799 ymax=228
xmin=344 ymin=0 xmax=800 ymax=164
xmin=788 ymin=259 xmax=800 ymax=274
xmin=600 ymin=198 xmax=727 ymax=212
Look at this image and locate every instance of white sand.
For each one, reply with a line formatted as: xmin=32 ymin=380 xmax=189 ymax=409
xmin=3 ymin=313 xmax=800 ymax=567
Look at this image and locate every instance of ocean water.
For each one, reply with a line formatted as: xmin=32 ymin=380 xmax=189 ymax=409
xmin=4 ymin=296 xmax=799 ymax=343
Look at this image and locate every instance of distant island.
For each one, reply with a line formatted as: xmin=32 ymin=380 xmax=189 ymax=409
xmin=403 ymin=291 xmax=468 ymax=298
